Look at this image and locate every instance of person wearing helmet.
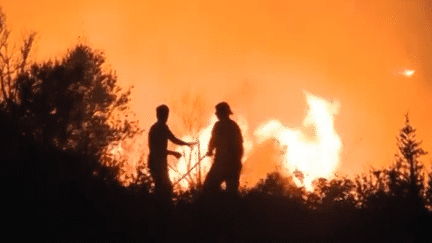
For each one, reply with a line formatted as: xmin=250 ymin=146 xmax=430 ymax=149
xmin=148 ymin=104 xmax=196 ymax=203
xmin=203 ymin=102 xmax=244 ymax=194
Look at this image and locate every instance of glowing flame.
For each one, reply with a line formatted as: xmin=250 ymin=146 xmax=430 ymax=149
xmin=105 ymin=142 xmax=132 ymax=184
xmin=400 ymin=69 xmax=415 ymax=77
xmin=254 ymin=91 xmax=342 ymax=191
xmin=111 ymin=143 xmax=124 ymax=157
xmin=170 ymin=115 xmax=253 ymax=189
xmin=169 ymin=116 xmax=217 ymax=189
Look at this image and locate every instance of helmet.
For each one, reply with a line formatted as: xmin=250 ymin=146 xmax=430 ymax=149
xmin=215 ymin=102 xmax=233 ymax=115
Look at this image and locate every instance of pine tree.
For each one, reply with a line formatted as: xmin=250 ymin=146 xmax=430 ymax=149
xmin=394 ymin=113 xmax=428 ymax=200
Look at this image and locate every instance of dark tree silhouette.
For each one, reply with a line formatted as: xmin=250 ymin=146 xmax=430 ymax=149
xmin=13 ymin=44 xmax=141 ymax=179
xmin=0 ymin=7 xmax=36 ymax=115
xmin=16 ymin=44 xmax=140 ymax=156
xmin=426 ymin=169 xmax=432 ymax=209
xmin=313 ymin=176 xmax=355 ymax=206
xmin=0 ymin=8 xmax=141 ymax=181
xmin=394 ymin=113 xmax=428 ymax=200
xmin=252 ymin=171 xmax=306 ymax=200
xmin=252 ymin=171 xmax=292 ymax=196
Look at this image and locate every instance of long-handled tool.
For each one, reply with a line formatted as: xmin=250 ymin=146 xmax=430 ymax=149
xmin=172 ymin=154 xmax=208 ymax=186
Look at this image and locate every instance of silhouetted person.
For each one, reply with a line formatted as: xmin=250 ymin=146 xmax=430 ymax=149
xmin=148 ymin=105 xmax=195 ymax=203
xmin=203 ymin=102 xmax=244 ymax=194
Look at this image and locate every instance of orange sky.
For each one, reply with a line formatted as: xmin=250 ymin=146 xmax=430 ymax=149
xmin=3 ymin=0 xmax=432 ymax=179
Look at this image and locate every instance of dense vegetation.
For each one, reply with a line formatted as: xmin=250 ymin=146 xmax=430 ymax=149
xmin=1 ymin=7 xmax=431 ymax=242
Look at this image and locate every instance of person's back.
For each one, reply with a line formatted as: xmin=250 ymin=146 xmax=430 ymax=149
xmin=204 ymin=102 xmax=244 ymax=194
xmin=211 ymin=119 xmax=243 ymax=169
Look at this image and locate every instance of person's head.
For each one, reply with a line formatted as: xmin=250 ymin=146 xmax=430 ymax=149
xmin=156 ymin=104 xmax=169 ymax=123
xmin=215 ymin=102 xmax=233 ymax=120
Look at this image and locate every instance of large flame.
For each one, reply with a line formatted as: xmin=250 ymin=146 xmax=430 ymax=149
xmin=254 ymin=91 xmax=342 ymax=191
xmin=168 ymin=92 xmax=341 ymax=191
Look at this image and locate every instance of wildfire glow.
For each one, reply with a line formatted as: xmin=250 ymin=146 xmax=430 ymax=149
xmin=169 ymin=116 xmax=217 ymax=189
xmin=170 ymin=115 xmax=253 ymax=190
xmin=401 ymin=69 xmax=415 ymax=77
xmin=254 ymin=91 xmax=342 ymax=191
xmin=110 ymin=143 xmax=123 ymax=157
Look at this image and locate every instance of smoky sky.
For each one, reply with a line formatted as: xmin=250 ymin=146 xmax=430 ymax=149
xmin=3 ymin=0 xmax=432 ymax=177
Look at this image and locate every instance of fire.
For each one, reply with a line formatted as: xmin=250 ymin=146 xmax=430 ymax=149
xmin=106 ymin=135 xmax=147 ymax=186
xmin=109 ymin=143 xmax=124 ymax=157
xmin=254 ymin=91 xmax=342 ymax=191
xmin=400 ymin=69 xmax=415 ymax=77
xmin=168 ymin=93 xmax=341 ymax=192
xmin=170 ymin=114 xmax=252 ymax=189
xmin=169 ymin=116 xmax=217 ymax=189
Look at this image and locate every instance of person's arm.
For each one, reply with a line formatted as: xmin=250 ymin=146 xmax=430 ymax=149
xmin=166 ymin=125 xmax=195 ymax=146
xmin=167 ymin=150 xmax=182 ymax=159
xmin=206 ymin=123 xmax=218 ymax=156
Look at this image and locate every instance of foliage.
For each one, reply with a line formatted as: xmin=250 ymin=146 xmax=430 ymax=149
xmin=426 ymin=169 xmax=432 ymax=209
xmin=251 ymin=171 xmax=307 ymax=202
xmin=126 ymin=152 xmax=153 ymax=193
xmin=16 ymin=44 xmax=141 ymax=157
xmin=395 ymin=113 xmax=428 ymax=198
xmin=0 ymin=7 xmax=36 ymax=114
xmin=312 ymin=176 xmax=356 ymax=206
xmin=0 ymin=7 xmax=142 ymax=184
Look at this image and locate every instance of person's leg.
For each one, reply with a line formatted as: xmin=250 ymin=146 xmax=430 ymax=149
xmin=149 ymin=158 xmax=164 ymax=197
xmin=150 ymin=167 xmax=170 ymax=202
xmin=225 ymin=165 xmax=241 ymax=194
xmin=225 ymin=177 xmax=239 ymax=194
xmin=203 ymin=166 xmax=224 ymax=193
xmin=151 ymin=169 xmax=174 ymax=242
xmin=149 ymin=167 xmax=160 ymax=194
xmin=152 ymin=175 xmax=164 ymax=199
xmin=158 ymin=168 xmax=173 ymax=203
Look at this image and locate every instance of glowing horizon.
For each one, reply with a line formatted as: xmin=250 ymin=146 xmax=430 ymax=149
xmin=2 ymin=0 xmax=432 ymax=182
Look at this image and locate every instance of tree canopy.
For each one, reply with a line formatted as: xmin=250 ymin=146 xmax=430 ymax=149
xmin=15 ymin=44 xmax=140 ymax=157
xmin=0 ymin=7 xmax=141 ymax=181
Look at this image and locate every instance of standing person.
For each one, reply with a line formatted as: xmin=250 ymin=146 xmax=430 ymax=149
xmin=148 ymin=104 xmax=195 ymax=203
xmin=203 ymin=102 xmax=244 ymax=194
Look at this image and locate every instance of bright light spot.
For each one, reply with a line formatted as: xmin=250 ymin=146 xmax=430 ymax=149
xmin=111 ymin=144 xmax=123 ymax=157
xmin=254 ymin=91 xmax=342 ymax=191
xmin=400 ymin=69 xmax=415 ymax=77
